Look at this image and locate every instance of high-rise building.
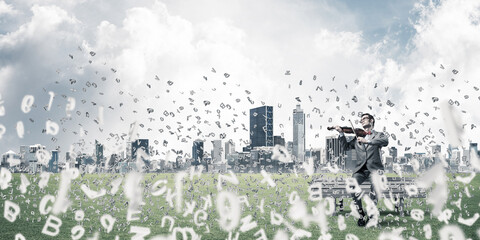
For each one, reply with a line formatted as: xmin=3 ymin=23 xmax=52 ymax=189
xmin=389 ymin=147 xmax=398 ymax=161
xmin=384 ymin=156 xmax=394 ymax=173
xmin=225 ymin=141 xmax=235 ymax=157
xmin=250 ymin=106 xmax=273 ymax=148
xmin=108 ymin=154 xmax=119 ymax=170
xmin=326 ymin=136 xmax=346 ymax=167
xmin=19 ymin=145 xmax=28 ymax=165
xmin=287 ymin=141 xmax=293 ymax=155
xmin=320 ymin=148 xmax=326 ymax=165
xmin=449 ymin=148 xmax=461 ymax=171
xmin=131 ymin=139 xmax=149 ymax=160
xmin=242 ymin=145 xmax=252 ymax=152
xmin=431 ymin=145 xmax=441 ymax=155
xmin=470 ymin=143 xmax=478 ymax=157
xmin=447 ymin=144 xmax=458 ymax=160
xmin=95 ymin=140 xmax=104 ymax=164
xmin=126 ymin=141 xmax=132 ymax=159
xmin=1 ymin=150 xmax=20 ymax=168
xmin=25 ymin=144 xmax=46 ymax=173
xmin=192 ymin=140 xmax=204 ymax=166
xmin=402 ymin=153 xmax=412 ymax=164
xmin=211 ymin=140 xmax=224 ymax=163
xmin=274 ymin=135 xmax=285 ymax=147
xmin=462 ymin=148 xmax=470 ymax=166
xmin=48 ymin=150 xmax=59 ymax=173
xmin=306 ymin=148 xmax=321 ymax=172
xmin=65 ymin=151 xmax=76 ymax=168
xmin=292 ymin=105 xmax=305 ymax=162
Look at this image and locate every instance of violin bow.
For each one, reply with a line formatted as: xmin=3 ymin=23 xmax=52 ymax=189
xmin=348 ymin=119 xmax=363 ymax=147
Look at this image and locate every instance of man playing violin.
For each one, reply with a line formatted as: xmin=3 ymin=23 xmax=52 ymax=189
xmin=334 ymin=113 xmax=389 ymax=227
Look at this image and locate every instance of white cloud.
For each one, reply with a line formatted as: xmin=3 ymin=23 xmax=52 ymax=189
xmin=0 ymin=5 xmax=79 ymax=47
xmin=0 ymin=0 xmax=17 ymax=16
xmin=314 ymin=29 xmax=363 ymax=57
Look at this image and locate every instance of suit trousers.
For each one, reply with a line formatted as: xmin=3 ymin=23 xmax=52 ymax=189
xmin=351 ymin=163 xmax=377 ymax=216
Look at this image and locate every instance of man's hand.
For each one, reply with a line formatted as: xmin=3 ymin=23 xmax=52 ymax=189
xmin=357 ymin=137 xmax=368 ymax=144
xmin=335 ymin=126 xmax=343 ymax=133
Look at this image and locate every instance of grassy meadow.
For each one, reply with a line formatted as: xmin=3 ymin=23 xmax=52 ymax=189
xmin=0 ymin=171 xmax=479 ymax=239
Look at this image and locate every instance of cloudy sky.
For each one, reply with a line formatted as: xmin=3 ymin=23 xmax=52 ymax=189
xmin=1 ymin=0 xmax=479 ymax=159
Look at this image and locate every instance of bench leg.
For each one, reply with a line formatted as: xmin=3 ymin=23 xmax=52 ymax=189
xmin=332 ymin=198 xmax=338 ymax=216
xmin=394 ymin=197 xmax=399 ymax=213
xmin=399 ymin=198 xmax=405 ymax=217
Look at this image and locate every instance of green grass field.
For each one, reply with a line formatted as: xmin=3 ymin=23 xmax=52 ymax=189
xmin=0 ymin=171 xmax=478 ymax=239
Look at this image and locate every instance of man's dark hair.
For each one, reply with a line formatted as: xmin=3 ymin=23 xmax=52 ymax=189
xmin=361 ymin=113 xmax=375 ymax=127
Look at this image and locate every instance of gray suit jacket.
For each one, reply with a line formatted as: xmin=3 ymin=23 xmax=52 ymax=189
xmin=339 ymin=130 xmax=389 ymax=173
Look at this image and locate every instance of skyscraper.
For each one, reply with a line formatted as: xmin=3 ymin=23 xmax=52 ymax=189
xmin=250 ymin=106 xmax=273 ymax=148
xmin=431 ymin=145 xmax=441 ymax=155
xmin=292 ymin=104 xmax=305 ymax=162
xmin=131 ymin=139 xmax=149 ymax=160
xmin=26 ymin=144 xmax=46 ymax=173
xmin=211 ymin=140 xmax=224 ymax=163
xmin=95 ymin=140 xmax=104 ymax=164
xmin=192 ymin=140 xmax=204 ymax=166
xmin=274 ymin=135 xmax=285 ymax=147
xmin=389 ymin=147 xmax=398 ymax=162
xmin=225 ymin=141 xmax=235 ymax=157
xmin=287 ymin=141 xmax=293 ymax=155
xmin=469 ymin=143 xmax=478 ymax=157
xmin=48 ymin=150 xmax=59 ymax=173
xmin=326 ymin=136 xmax=346 ymax=167
xmin=306 ymin=148 xmax=321 ymax=172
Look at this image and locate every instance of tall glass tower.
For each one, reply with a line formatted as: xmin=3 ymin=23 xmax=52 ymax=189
xmin=250 ymin=106 xmax=273 ymax=147
xmin=192 ymin=139 xmax=204 ymax=165
xmin=293 ymin=104 xmax=305 ymax=162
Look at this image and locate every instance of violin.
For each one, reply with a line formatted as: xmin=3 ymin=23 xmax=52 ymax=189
xmin=327 ymin=126 xmax=367 ymax=137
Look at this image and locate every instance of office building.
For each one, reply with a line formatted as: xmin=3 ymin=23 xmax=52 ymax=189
xmin=274 ymin=135 xmax=285 ymax=147
xmin=250 ymin=106 xmax=273 ymax=147
xmin=389 ymin=147 xmax=397 ymax=162
xmin=292 ymin=105 xmax=305 ymax=162
xmin=431 ymin=145 xmax=441 ymax=155
xmin=95 ymin=140 xmax=104 ymax=164
xmin=192 ymin=140 xmax=204 ymax=166
xmin=225 ymin=141 xmax=235 ymax=157
xmin=48 ymin=150 xmax=59 ymax=173
xmin=131 ymin=139 xmax=149 ymax=160
xmin=1 ymin=150 xmax=21 ymax=168
xmin=211 ymin=140 xmax=224 ymax=163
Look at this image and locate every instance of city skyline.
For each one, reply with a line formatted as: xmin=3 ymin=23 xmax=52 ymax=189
xmin=2 ymin=102 xmax=479 ymax=161
xmin=3 ymin=127 xmax=478 ymax=175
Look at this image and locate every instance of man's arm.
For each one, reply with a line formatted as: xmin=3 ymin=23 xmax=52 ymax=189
xmin=335 ymin=126 xmax=356 ymax=150
xmin=338 ymin=132 xmax=356 ymax=150
xmin=368 ymin=132 xmax=389 ymax=147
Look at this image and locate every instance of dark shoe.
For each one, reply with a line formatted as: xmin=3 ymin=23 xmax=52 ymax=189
xmin=357 ymin=216 xmax=368 ymax=227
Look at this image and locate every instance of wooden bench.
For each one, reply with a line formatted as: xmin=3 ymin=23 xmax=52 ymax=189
xmin=308 ymin=176 xmax=427 ymax=216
